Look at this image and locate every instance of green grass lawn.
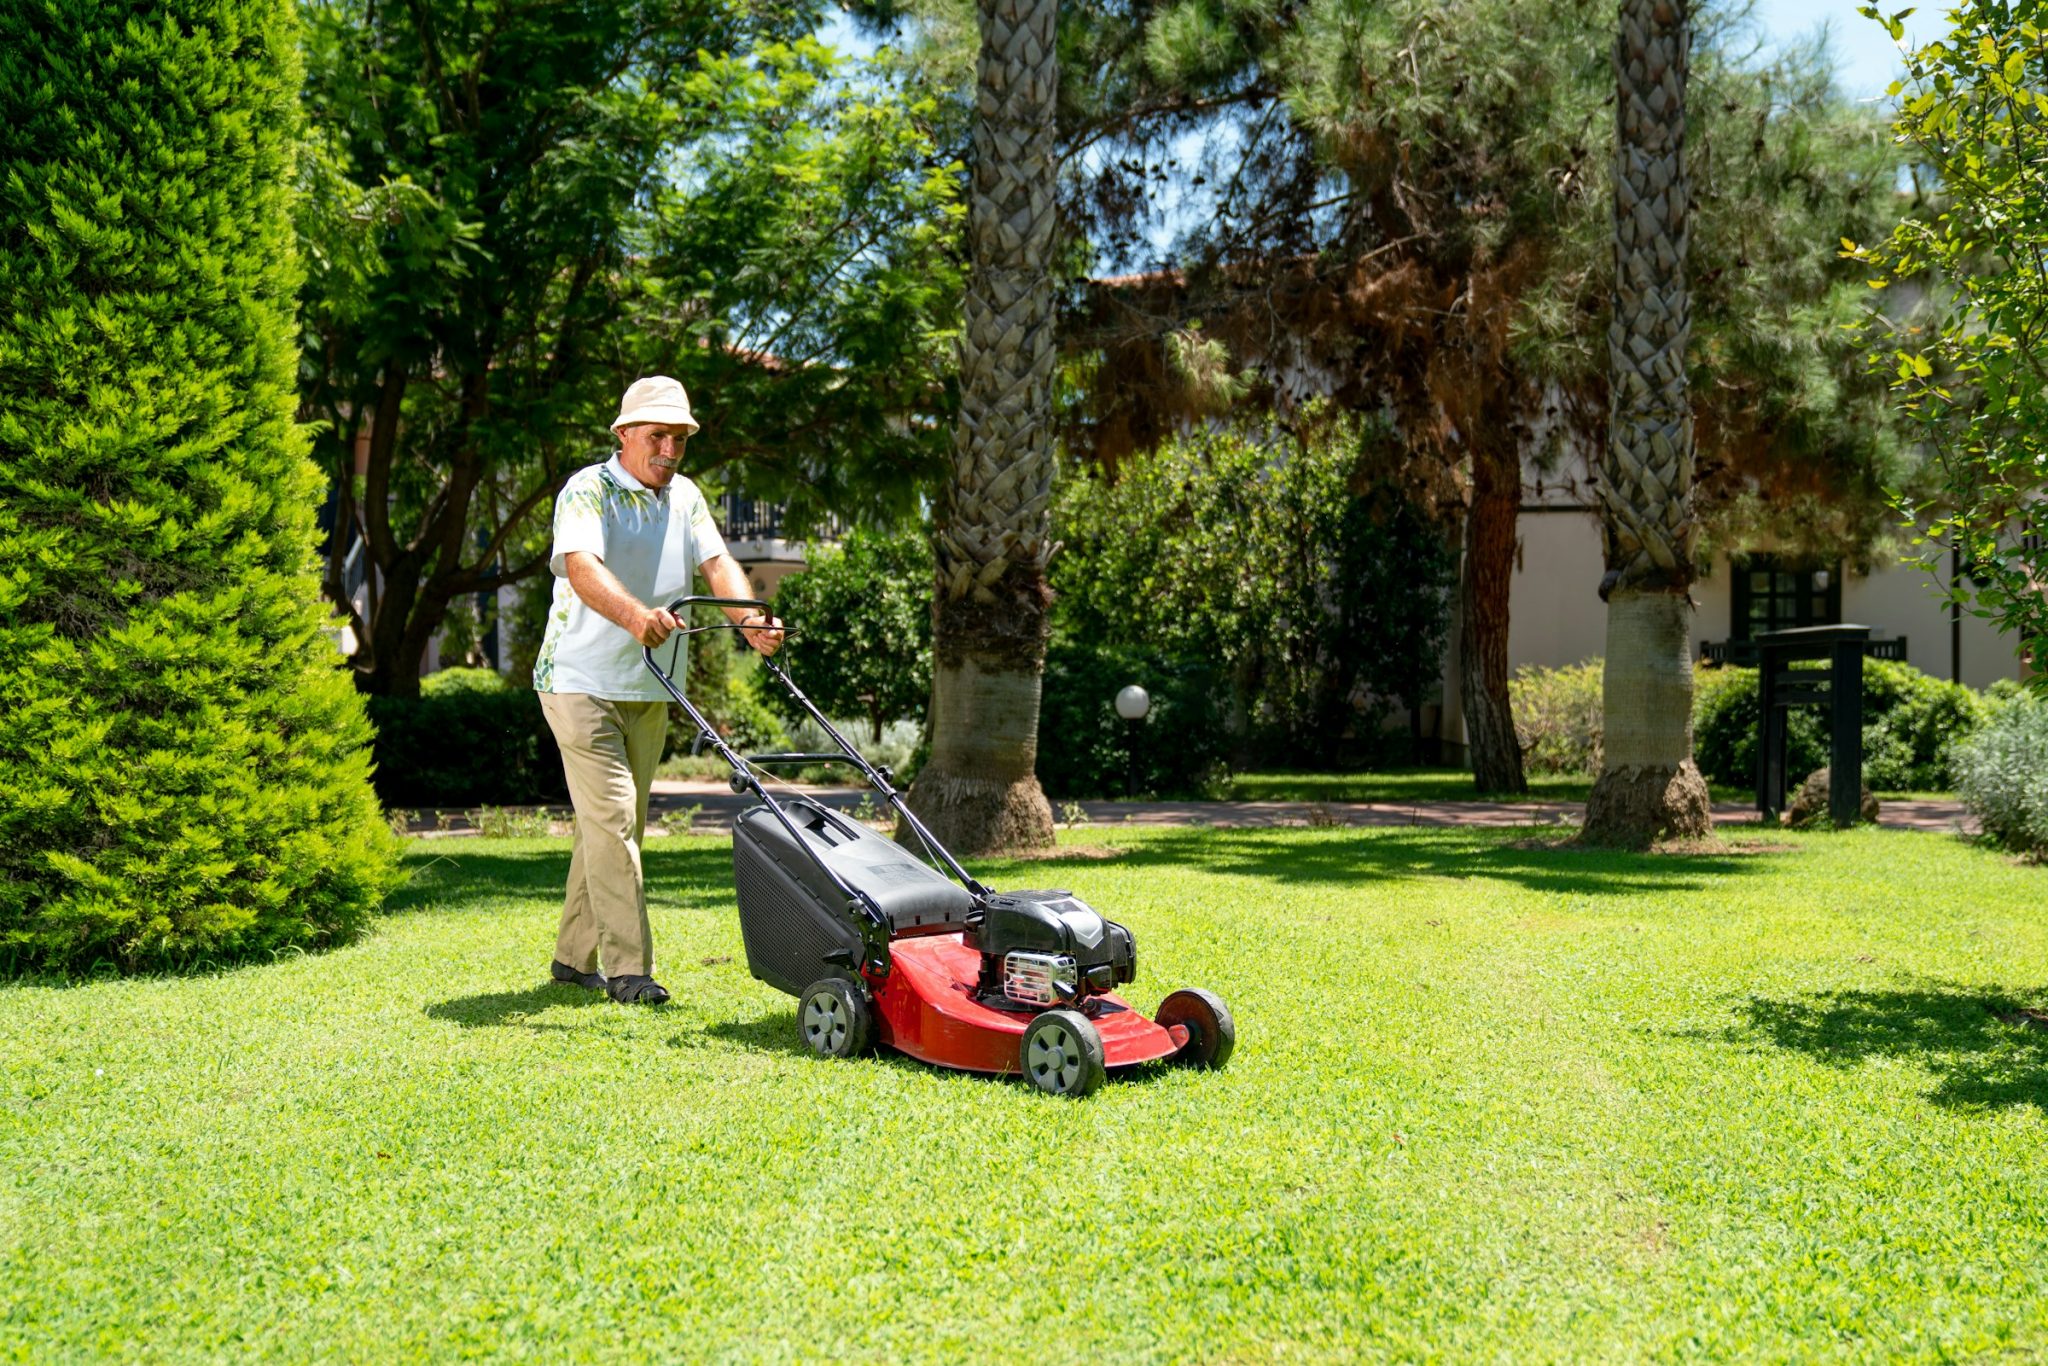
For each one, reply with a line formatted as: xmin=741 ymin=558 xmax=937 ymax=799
xmin=4 ymin=825 xmax=2045 ymax=1359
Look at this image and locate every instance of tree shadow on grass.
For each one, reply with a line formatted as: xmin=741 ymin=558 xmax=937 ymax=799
xmin=691 ymin=1012 xmax=944 ymax=1085
xmin=1066 ymin=826 xmax=1783 ymax=898
xmin=1722 ymin=982 xmax=2048 ymax=1111
xmin=424 ymin=982 xmax=613 ymax=1030
xmin=388 ymin=841 xmax=737 ymax=916
xmin=697 ymin=1012 xmax=806 ymax=1057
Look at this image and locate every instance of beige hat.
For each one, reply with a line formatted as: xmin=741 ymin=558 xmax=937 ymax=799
xmin=610 ymin=375 xmax=699 ymax=435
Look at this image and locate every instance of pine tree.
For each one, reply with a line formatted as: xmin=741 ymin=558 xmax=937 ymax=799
xmin=0 ymin=0 xmax=399 ymax=971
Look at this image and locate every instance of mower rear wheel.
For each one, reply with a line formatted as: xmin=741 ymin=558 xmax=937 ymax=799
xmin=1020 ymin=1009 xmax=1105 ymax=1098
xmin=797 ymin=977 xmax=875 ymax=1060
xmin=1157 ymin=988 xmax=1235 ymax=1070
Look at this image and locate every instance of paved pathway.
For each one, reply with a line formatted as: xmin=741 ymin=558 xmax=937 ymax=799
xmin=410 ymin=779 xmax=1977 ymax=837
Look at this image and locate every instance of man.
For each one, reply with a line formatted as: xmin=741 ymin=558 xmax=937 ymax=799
xmin=534 ymin=375 xmax=783 ymax=1005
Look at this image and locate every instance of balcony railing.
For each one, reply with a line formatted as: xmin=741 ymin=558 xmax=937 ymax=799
xmin=717 ymin=492 xmax=843 ymax=544
xmin=1702 ymin=636 xmax=1907 ymax=668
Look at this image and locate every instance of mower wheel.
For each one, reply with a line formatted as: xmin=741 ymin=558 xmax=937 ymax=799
xmin=797 ymin=977 xmax=875 ymax=1060
xmin=1020 ymin=1009 xmax=1105 ymax=1098
xmin=1156 ymin=988 xmax=1235 ymax=1070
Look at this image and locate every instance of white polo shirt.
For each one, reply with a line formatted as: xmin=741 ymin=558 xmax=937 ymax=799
xmin=532 ymin=455 xmax=728 ymax=701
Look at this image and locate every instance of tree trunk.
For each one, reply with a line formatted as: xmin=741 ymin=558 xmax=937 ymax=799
xmin=359 ymin=552 xmax=428 ymax=697
xmin=901 ymin=0 xmax=1059 ymax=854
xmin=1584 ymin=590 xmax=1710 ymax=839
xmin=1459 ymin=441 xmax=1527 ymax=794
xmin=915 ymin=643 xmax=1056 ymax=851
xmin=1584 ymin=0 xmax=1713 ymax=844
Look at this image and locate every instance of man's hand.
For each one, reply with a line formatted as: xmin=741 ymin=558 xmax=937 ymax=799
xmin=635 ymin=605 xmax=679 ymax=648
xmin=739 ymin=609 xmax=785 ymax=657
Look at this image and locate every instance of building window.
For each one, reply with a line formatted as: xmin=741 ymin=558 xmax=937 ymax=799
xmin=1731 ymin=553 xmax=1842 ymax=640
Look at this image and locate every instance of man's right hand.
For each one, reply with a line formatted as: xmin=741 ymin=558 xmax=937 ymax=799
xmin=635 ymin=605 xmax=679 ymax=647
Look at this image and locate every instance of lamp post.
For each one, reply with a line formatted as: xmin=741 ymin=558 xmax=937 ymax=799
xmin=1114 ymin=684 xmax=1151 ymax=798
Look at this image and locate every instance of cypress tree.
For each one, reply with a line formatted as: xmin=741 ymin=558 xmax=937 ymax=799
xmin=0 ymin=0 xmax=398 ymax=971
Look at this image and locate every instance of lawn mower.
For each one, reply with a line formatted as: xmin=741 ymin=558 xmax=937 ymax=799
xmin=644 ymin=596 xmax=1234 ymax=1097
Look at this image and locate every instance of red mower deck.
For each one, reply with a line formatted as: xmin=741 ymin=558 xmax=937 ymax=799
xmin=870 ymin=933 xmax=1188 ymax=1074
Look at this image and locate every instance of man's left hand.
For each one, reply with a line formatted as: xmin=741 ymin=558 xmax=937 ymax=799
xmin=740 ymin=610 xmax=785 ymax=656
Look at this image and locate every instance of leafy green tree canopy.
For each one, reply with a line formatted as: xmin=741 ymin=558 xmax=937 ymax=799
xmin=299 ymin=1 xmax=964 ymax=693
xmin=1850 ymin=1 xmax=2048 ymax=678
xmin=0 ymin=0 xmax=398 ymax=971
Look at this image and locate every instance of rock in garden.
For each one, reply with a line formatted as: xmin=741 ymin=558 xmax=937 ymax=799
xmin=1785 ymin=768 xmax=1880 ymax=829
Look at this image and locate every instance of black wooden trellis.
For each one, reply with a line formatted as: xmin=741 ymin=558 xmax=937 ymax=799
xmin=1755 ymin=624 xmax=1869 ymax=827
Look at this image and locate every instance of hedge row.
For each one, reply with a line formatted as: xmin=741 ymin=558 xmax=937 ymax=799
xmin=1512 ymin=656 xmax=1995 ymax=791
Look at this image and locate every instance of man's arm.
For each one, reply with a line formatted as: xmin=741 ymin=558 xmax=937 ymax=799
xmin=562 ymin=550 xmax=784 ymax=654
xmin=563 ymin=551 xmax=677 ymax=647
xmin=701 ymin=553 xmax=785 ymax=656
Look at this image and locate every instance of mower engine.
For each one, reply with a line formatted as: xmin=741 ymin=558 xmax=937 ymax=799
xmin=967 ymin=889 xmax=1136 ymax=1008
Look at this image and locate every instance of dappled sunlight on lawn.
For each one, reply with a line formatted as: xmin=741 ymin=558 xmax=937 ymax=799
xmin=1723 ymin=981 xmax=2048 ymax=1112
xmin=1071 ymin=825 xmax=1787 ymax=898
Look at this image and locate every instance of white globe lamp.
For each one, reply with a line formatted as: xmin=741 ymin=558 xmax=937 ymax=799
xmin=1114 ymin=685 xmax=1150 ymax=798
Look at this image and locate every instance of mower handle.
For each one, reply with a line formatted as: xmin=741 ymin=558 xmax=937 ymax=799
xmin=662 ymin=595 xmax=773 ymax=617
xmin=641 ymin=593 xmax=990 ymax=903
xmin=649 ymin=595 xmax=791 ymax=659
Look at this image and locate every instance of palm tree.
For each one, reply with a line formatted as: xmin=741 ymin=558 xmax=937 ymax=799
xmin=902 ymin=0 xmax=1059 ymax=853
xmin=1584 ymin=0 xmax=1714 ymax=843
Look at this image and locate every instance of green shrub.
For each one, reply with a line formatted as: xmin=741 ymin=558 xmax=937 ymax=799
xmin=1691 ymin=657 xmax=1989 ymax=791
xmin=1864 ymin=660 xmax=1992 ymax=788
xmin=764 ymin=527 xmax=931 ymax=741
xmin=1953 ymin=692 xmax=2048 ymax=854
xmin=366 ymin=691 xmax=567 ymax=809
xmin=0 ymin=0 xmax=399 ymax=972
xmin=1035 ymin=637 xmax=1228 ymax=799
xmin=781 ymin=716 xmax=922 ymax=782
xmin=1052 ymin=417 xmax=1454 ymax=764
xmin=421 ymin=667 xmax=515 ymax=697
xmin=1510 ymin=660 xmax=1604 ymax=774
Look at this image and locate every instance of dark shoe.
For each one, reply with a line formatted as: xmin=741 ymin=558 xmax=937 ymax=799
xmin=607 ymin=974 xmax=671 ymax=1005
xmin=551 ymin=960 xmax=607 ymax=991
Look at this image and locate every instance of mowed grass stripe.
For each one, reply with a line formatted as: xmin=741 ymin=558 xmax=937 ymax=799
xmin=2 ymin=826 xmax=2044 ymax=1360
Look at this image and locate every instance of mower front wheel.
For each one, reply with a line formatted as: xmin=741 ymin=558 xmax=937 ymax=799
xmin=1157 ymin=988 xmax=1235 ymax=1070
xmin=1020 ymin=1009 xmax=1105 ymax=1098
xmin=797 ymin=977 xmax=875 ymax=1060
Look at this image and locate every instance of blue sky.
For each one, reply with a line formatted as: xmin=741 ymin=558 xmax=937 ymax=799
xmin=1749 ymin=0 xmax=1945 ymax=102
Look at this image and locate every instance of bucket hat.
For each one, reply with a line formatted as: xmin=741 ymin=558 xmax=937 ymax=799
xmin=610 ymin=376 xmax=699 ymax=435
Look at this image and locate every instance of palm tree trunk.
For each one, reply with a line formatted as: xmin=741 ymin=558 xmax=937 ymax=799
xmin=901 ymin=0 xmax=1058 ymax=854
xmin=1584 ymin=0 xmax=1713 ymax=844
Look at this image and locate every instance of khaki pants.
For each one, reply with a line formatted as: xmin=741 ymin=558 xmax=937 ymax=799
xmin=539 ymin=692 xmax=669 ymax=978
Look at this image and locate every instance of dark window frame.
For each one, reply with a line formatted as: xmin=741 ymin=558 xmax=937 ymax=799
xmin=1730 ymin=553 xmax=1843 ymax=641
